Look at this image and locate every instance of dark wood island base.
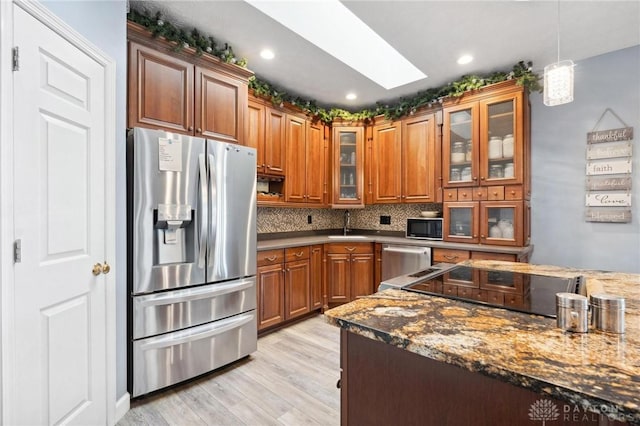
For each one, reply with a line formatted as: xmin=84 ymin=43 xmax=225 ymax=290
xmin=340 ymin=329 xmax=624 ymax=426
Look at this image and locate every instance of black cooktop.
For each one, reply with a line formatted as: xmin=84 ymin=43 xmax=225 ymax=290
xmin=403 ymin=265 xmax=584 ymax=318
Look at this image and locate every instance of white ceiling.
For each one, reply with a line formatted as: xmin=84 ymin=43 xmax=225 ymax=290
xmin=131 ymin=0 xmax=640 ymax=109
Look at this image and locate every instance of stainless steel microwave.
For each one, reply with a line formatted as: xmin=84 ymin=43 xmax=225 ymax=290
xmin=406 ymin=218 xmax=443 ymax=240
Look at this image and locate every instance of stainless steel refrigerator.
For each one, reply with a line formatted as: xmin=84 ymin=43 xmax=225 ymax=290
xmin=127 ymin=127 xmax=257 ymax=397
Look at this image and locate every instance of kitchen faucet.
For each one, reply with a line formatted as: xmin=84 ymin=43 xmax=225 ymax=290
xmin=343 ymin=210 xmax=351 ymax=235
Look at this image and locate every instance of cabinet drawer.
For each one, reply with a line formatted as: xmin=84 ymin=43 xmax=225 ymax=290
xmin=470 ymin=251 xmax=517 ymax=262
xmin=487 ymin=186 xmax=505 ymax=201
xmin=433 ymin=248 xmax=470 ymax=263
xmin=442 ymin=284 xmax=458 ymax=296
xmin=472 ymin=187 xmax=487 ymax=201
xmin=443 ymin=189 xmax=458 ymax=201
xmin=457 ymin=188 xmax=473 ymax=201
xmin=257 ymin=249 xmax=285 ymax=266
xmin=285 ymin=246 xmax=310 ymax=262
xmin=325 ymin=243 xmax=372 ymax=254
xmin=504 ymin=185 xmax=523 ymax=200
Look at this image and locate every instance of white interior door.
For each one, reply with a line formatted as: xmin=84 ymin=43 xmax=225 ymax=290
xmin=8 ymin=4 xmax=113 ymax=425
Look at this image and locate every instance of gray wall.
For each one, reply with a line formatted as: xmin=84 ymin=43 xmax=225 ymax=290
xmin=529 ymin=46 xmax=640 ymax=273
xmin=40 ymin=0 xmax=128 ymax=399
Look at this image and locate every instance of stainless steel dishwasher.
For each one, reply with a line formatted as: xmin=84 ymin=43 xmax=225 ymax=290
xmin=381 ymin=244 xmax=431 ymax=282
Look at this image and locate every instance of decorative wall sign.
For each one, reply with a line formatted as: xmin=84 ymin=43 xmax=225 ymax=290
xmin=586 ymin=176 xmax=632 ymax=191
xmin=585 ymin=193 xmax=631 ymax=207
xmin=586 ymin=159 xmax=632 ymax=175
xmin=587 ymin=127 xmax=634 ymax=143
xmin=585 ymin=208 xmax=632 ymax=223
xmin=586 ymin=141 xmax=632 ymax=160
xmin=584 ymin=108 xmax=633 ymax=223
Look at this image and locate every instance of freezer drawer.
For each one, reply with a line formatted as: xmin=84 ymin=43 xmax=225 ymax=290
xmin=132 ymin=311 xmax=257 ymax=397
xmin=133 ymin=277 xmax=256 ymax=339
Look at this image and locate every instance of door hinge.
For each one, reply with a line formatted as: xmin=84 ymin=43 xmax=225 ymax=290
xmin=13 ymin=239 xmax=21 ymax=263
xmin=12 ymin=47 xmax=19 ymax=71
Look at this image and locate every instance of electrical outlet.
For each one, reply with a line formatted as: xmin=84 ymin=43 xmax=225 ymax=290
xmin=307 ymin=215 xmax=312 ymax=224
xmin=380 ymin=215 xmax=391 ymax=225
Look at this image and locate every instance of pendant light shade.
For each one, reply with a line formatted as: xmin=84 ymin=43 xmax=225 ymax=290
xmin=543 ymin=60 xmax=574 ymax=106
xmin=544 ymin=0 xmax=574 ymax=106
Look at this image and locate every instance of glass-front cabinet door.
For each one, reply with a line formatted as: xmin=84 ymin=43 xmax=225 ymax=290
xmin=443 ymin=103 xmax=479 ymax=187
xmin=479 ymin=92 xmax=523 ymax=186
xmin=480 ymin=201 xmax=524 ymax=246
xmin=332 ymin=126 xmax=364 ymax=207
xmin=443 ymin=202 xmax=479 ymax=244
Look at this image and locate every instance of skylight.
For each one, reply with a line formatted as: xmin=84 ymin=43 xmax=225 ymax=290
xmin=244 ymin=0 xmax=427 ymax=90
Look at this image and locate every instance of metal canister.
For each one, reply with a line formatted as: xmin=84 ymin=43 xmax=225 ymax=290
xmin=590 ymin=293 xmax=625 ymax=334
xmin=556 ymin=293 xmax=589 ymax=333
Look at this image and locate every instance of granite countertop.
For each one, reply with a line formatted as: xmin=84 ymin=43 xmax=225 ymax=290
xmin=324 ymin=260 xmax=640 ymax=424
xmin=257 ymin=232 xmax=533 ymax=256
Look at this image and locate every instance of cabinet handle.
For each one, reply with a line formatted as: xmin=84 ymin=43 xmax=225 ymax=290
xmin=443 ymin=255 xmax=459 ymax=261
xmin=196 ymin=128 xmax=202 ymax=133
xmin=188 ymin=126 xmax=194 ymax=131
xmin=266 ymin=255 xmax=277 ymax=262
xmin=294 ymin=251 xmax=304 ymax=257
xmin=345 ymin=247 xmax=356 ymax=252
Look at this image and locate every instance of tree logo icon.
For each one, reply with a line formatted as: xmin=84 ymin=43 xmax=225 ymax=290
xmin=529 ymin=399 xmax=560 ymax=425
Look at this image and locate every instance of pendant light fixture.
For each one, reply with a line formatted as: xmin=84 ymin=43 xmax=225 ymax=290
xmin=543 ymin=0 xmax=574 ymax=106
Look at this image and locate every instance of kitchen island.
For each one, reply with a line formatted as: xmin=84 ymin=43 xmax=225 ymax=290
xmin=324 ymin=260 xmax=640 ymax=425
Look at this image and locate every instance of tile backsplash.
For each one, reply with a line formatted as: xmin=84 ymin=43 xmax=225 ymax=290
xmin=257 ymin=203 xmax=441 ymax=234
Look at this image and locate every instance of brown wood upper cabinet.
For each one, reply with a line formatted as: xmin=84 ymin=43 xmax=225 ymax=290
xmin=368 ymin=114 xmax=438 ymax=204
xmin=332 ymin=126 xmax=365 ymax=207
xmin=127 ymin=23 xmax=250 ymax=144
xmin=442 ymin=82 xmax=527 ymax=189
xmin=247 ymin=99 xmax=286 ymax=176
xmin=285 ymin=115 xmax=326 ymax=204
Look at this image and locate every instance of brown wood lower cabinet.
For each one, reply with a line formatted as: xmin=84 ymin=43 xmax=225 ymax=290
xmin=324 ymin=243 xmax=374 ymax=308
xmin=257 ymin=245 xmax=323 ymax=332
xmin=340 ymin=330 xmax=615 ymax=426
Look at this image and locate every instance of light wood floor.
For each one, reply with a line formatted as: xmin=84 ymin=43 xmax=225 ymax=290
xmin=118 ymin=315 xmax=341 ymax=426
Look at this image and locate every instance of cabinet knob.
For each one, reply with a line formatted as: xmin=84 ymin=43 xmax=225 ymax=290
xmin=480 ymin=176 xmax=485 ymax=180
xmin=477 ymin=192 xmax=483 ymax=196
xmin=448 ymin=193 xmax=453 ymax=198
xmin=461 ymin=193 xmax=467 ymax=197
xmin=188 ymin=126 xmax=194 ymax=131
xmin=481 ymin=235 xmax=485 ymax=238
xmin=196 ymin=128 xmax=202 ymax=133
xmin=473 ymin=177 xmax=478 ymax=181
xmin=266 ymin=164 xmax=271 ymax=168
xmin=473 ymin=234 xmax=477 ymax=238
xmin=511 ymin=190 xmax=516 ymax=195
xmin=493 ymin=191 xmax=498 ymax=195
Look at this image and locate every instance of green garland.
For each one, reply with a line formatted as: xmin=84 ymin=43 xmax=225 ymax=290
xmin=128 ymin=8 xmax=247 ymax=66
xmin=127 ymin=8 xmax=541 ymax=124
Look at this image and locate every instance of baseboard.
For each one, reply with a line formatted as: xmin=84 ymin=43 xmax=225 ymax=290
xmin=115 ymin=392 xmax=130 ymax=424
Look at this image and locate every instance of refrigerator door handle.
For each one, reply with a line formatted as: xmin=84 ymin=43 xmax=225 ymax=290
xmin=208 ymin=153 xmax=217 ymax=266
xmin=139 ymin=312 xmax=255 ymax=350
xmin=137 ymin=278 xmax=255 ymax=307
xmin=198 ymin=153 xmax=207 ymax=268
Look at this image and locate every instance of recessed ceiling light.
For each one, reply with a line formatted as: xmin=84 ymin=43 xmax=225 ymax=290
xmin=346 ymin=93 xmax=357 ymax=100
xmin=260 ymin=49 xmax=275 ymax=60
xmin=245 ymin=0 xmax=426 ymax=90
xmin=457 ymin=55 xmax=473 ymax=65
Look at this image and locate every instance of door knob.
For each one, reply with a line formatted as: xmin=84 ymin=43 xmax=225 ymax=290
xmin=102 ymin=262 xmax=111 ymax=274
xmin=92 ymin=263 xmax=103 ymax=276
